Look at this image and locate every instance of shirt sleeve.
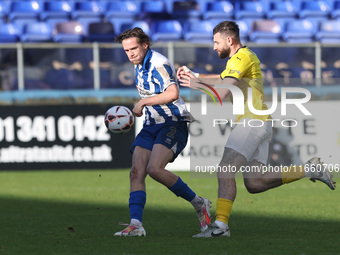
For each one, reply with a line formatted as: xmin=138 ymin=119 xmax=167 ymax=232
xmin=154 ymin=63 xmax=176 ymax=92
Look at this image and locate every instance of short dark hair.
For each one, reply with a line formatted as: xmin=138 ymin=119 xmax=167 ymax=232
xmin=213 ymin=21 xmax=240 ymax=41
xmin=114 ymin=27 xmax=151 ymax=47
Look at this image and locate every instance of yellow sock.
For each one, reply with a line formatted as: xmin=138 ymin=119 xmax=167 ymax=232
xmin=281 ymin=165 xmax=305 ymax=184
xmin=216 ymin=198 xmax=233 ymax=224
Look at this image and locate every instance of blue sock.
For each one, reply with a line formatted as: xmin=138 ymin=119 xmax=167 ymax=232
xmin=168 ymin=177 xmax=196 ymax=202
xmin=129 ymin=190 xmax=146 ymax=223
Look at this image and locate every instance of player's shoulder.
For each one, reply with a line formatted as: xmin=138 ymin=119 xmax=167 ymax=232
xmin=150 ymin=50 xmax=171 ymax=66
xmin=235 ymin=47 xmax=259 ymax=62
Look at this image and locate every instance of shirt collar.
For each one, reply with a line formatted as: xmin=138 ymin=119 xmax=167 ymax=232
xmin=139 ymin=48 xmax=152 ymax=70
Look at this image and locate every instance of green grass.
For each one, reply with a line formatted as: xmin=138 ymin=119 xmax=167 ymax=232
xmin=0 ymin=170 xmax=339 ymax=255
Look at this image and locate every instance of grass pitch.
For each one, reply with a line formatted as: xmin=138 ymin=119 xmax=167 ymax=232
xmin=0 ymin=170 xmax=339 ymax=255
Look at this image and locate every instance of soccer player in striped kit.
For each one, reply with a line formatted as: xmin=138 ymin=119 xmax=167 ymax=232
xmin=114 ymin=27 xmax=211 ymax=236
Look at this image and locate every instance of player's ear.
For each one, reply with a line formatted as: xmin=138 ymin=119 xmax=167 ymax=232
xmin=226 ymin=36 xmax=233 ymax=46
xmin=142 ymin=43 xmax=149 ymax=50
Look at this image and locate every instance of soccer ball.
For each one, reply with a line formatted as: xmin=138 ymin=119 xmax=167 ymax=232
xmin=104 ymin=106 xmax=134 ymax=135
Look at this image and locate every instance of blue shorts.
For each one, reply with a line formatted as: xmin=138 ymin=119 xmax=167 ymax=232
xmin=131 ymin=121 xmax=188 ymax=162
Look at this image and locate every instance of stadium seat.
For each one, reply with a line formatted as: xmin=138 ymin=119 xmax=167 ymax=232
xmin=331 ymin=0 xmax=340 ymax=19
xmin=120 ymin=21 xmax=151 ymax=35
xmin=283 ymin=20 xmax=316 ymax=43
xmin=105 ymin=1 xmax=139 ymax=33
xmin=12 ymin=18 xmax=39 ymax=34
xmin=249 ymin=19 xmax=282 ymax=43
xmin=203 ymin=1 xmax=234 ymax=20
xmin=139 ymin=1 xmax=169 ymax=22
xmin=238 ymin=20 xmax=250 ymax=43
xmin=299 ymin=0 xmax=331 ymax=20
xmin=0 ymin=1 xmax=8 ymax=19
xmin=0 ymin=23 xmax=20 ymax=43
xmin=71 ymin=1 xmax=104 ymax=19
xmin=21 ymin=22 xmax=53 ymax=42
xmin=77 ymin=17 xmax=102 ymax=35
xmin=45 ymin=17 xmax=70 ymax=30
xmin=87 ymin=22 xmax=115 ymax=42
xmin=266 ymin=1 xmax=299 ymax=19
xmin=234 ymin=1 xmax=266 ymax=20
xmin=40 ymin=1 xmax=72 ymax=20
xmin=171 ymin=1 xmax=202 ymax=23
xmin=151 ymin=20 xmax=183 ymax=42
xmin=315 ymin=20 xmax=340 ymax=43
xmin=105 ymin=1 xmax=139 ymax=19
xmin=183 ymin=20 xmax=214 ymax=43
xmin=9 ymin=1 xmax=42 ymax=22
xmin=53 ymin=21 xmax=85 ymax=43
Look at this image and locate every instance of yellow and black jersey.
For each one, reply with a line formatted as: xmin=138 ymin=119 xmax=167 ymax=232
xmin=220 ymin=46 xmax=271 ymax=122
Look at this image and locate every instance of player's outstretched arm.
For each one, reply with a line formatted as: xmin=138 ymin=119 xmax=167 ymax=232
xmin=177 ymin=66 xmax=232 ymax=99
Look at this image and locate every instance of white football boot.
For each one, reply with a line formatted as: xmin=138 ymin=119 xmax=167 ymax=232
xmin=307 ymin=157 xmax=336 ymax=190
xmin=192 ymin=222 xmax=230 ymax=238
xmin=114 ymin=224 xmax=146 ymax=237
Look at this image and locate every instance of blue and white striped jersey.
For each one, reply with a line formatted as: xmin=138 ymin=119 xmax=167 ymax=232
xmin=135 ymin=49 xmax=192 ymax=125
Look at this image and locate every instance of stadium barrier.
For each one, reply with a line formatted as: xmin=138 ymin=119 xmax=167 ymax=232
xmin=1 ymin=42 xmax=340 ymax=92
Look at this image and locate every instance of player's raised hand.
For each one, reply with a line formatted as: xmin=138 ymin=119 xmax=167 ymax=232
xmin=177 ymin=66 xmax=199 ymax=88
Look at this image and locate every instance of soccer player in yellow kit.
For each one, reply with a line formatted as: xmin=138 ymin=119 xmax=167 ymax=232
xmin=178 ymin=21 xmax=336 ymax=238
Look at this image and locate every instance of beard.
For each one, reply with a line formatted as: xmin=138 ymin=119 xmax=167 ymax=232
xmin=218 ymin=47 xmax=230 ymax=59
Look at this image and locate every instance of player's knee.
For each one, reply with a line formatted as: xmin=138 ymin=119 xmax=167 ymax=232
xmin=146 ymin=165 xmax=160 ymax=180
xmin=130 ymin=165 xmax=146 ymax=181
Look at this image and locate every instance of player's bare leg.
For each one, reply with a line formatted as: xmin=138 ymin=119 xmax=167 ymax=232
xmin=130 ymin=146 xmax=151 ymax=192
xmin=114 ymin=146 xmax=150 ymax=237
xmin=194 ymin=148 xmax=246 ymax=237
xmin=242 ymin=160 xmax=283 ymax=193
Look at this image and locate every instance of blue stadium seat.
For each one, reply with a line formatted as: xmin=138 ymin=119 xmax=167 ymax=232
xmin=71 ymin=1 xmax=104 ymax=19
xmin=40 ymin=1 xmax=72 ymax=20
xmin=267 ymin=1 xmax=299 ymax=19
xmin=0 ymin=1 xmax=8 ymax=19
xmin=45 ymin=17 xmax=70 ymax=30
xmin=120 ymin=21 xmax=151 ymax=35
xmin=234 ymin=1 xmax=266 ymax=20
xmin=299 ymin=0 xmax=331 ymax=20
xmin=9 ymin=1 xmax=42 ymax=22
xmin=238 ymin=20 xmax=251 ymax=43
xmin=12 ymin=18 xmax=39 ymax=34
xmin=171 ymin=1 xmax=202 ymax=23
xmin=53 ymin=21 xmax=85 ymax=43
xmin=21 ymin=22 xmax=53 ymax=42
xmin=283 ymin=20 xmax=316 ymax=43
xmin=140 ymin=1 xmax=168 ymax=22
xmin=315 ymin=20 xmax=340 ymax=43
xmin=183 ymin=20 xmax=214 ymax=43
xmin=109 ymin=17 xmax=136 ymax=35
xmin=88 ymin=22 xmax=115 ymax=42
xmin=151 ymin=20 xmax=183 ymax=42
xmin=331 ymin=0 xmax=340 ymax=19
xmin=163 ymin=0 xmax=186 ymax=13
xmin=203 ymin=1 xmax=234 ymax=20
xmin=105 ymin=1 xmax=139 ymax=33
xmin=249 ymin=19 xmax=282 ymax=43
xmin=105 ymin=1 xmax=139 ymax=19
xmin=0 ymin=23 xmax=20 ymax=43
